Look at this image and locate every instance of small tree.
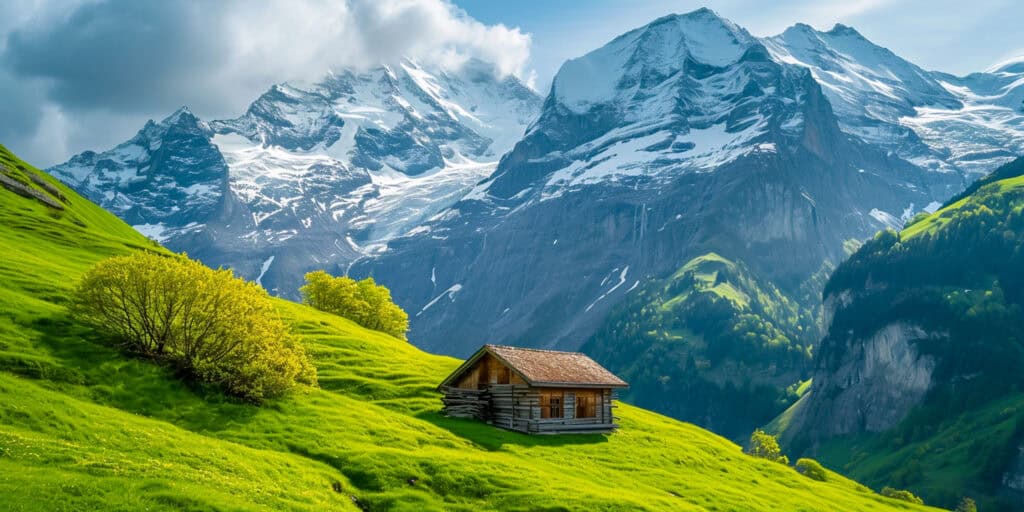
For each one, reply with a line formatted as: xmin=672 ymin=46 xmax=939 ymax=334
xmin=795 ymin=458 xmax=828 ymax=481
xmin=301 ymin=271 xmax=409 ymax=340
xmin=746 ymin=429 xmax=789 ymax=464
xmin=72 ymin=252 xmax=317 ymax=401
xmin=955 ymin=497 xmax=977 ymax=512
xmin=301 ymin=270 xmax=370 ymax=322
xmin=881 ymin=487 xmax=924 ymax=505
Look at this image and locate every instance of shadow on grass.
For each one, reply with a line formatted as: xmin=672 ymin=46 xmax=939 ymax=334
xmin=30 ymin=313 xmax=259 ymax=431
xmin=418 ymin=411 xmax=610 ymax=451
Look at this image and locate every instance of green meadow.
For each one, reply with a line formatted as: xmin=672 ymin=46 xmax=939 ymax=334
xmin=0 ymin=143 xmax=940 ymax=510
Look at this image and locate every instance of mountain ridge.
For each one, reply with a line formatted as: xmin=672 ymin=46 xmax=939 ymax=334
xmin=359 ymin=8 xmax=945 ymax=357
xmin=50 ymin=60 xmax=542 ymax=296
xmin=48 ymin=12 xmax=1022 ymax=300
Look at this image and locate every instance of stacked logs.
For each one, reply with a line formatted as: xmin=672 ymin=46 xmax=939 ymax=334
xmin=440 ymin=387 xmax=488 ymax=420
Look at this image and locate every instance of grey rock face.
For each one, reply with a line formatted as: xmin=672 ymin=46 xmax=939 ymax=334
xmin=211 ymin=84 xmax=347 ymax=151
xmin=790 ymin=319 xmax=938 ymax=439
xmin=50 ymin=107 xmax=229 ymax=229
xmin=1002 ymin=444 xmax=1024 ymax=500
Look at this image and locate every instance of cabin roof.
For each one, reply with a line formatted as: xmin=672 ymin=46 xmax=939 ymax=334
xmin=439 ymin=344 xmax=628 ymax=389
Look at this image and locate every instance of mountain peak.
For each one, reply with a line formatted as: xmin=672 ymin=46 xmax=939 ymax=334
xmin=685 ymin=6 xmax=716 ymax=16
xmin=650 ymin=7 xmax=725 ymax=24
xmin=778 ymin=22 xmax=867 ymax=44
xmin=647 ymin=8 xmax=754 ymax=54
xmin=552 ymin=8 xmax=757 ymax=112
xmin=157 ymin=106 xmax=204 ymax=130
xmin=825 ymin=23 xmax=868 ymax=40
xmin=166 ymin=105 xmax=194 ymax=119
xmin=780 ymin=22 xmax=819 ymax=38
xmin=131 ymin=107 xmax=210 ymax=144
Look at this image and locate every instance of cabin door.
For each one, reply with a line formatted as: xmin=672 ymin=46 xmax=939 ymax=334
xmin=477 ymin=360 xmax=489 ymax=388
xmin=575 ymin=390 xmax=599 ymax=419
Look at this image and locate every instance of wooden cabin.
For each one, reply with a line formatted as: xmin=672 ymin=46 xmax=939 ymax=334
xmin=438 ymin=344 xmax=628 ymax=434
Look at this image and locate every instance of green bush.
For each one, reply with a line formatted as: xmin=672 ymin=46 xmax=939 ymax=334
xmin=301 ymin=270 xmax=409 ymax=340
xmin=880 ymin=486 xmax=924 ymax=505
xmin=955 ymin=497 xmax=977 ymax=512
xmin=72 ymin=252 xmax=317 ymax=401
xmin=794 ymin=458 xmax=827 ymax=481
xmin=746 ymin=429 xmax=789 ymax=464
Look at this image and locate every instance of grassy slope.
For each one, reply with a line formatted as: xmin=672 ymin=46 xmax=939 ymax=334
xmin=0 ymin=144 xmax=939 ymax=511
xmin=815 ymin=394 xmax=1024 ymax=510
xmin=902 ymin=173 xmax=1024 ymax=240
xmin=664 ymin=253 xmax=753 ymax=309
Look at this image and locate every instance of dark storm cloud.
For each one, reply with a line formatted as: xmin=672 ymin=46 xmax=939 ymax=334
xmin=0 ymin=69 xmax=43 ymax=136
xmin=5 ymin=0 xmax=224 ymax=114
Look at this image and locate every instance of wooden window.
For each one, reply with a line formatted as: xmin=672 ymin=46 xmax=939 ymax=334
xmin=497 ymin=366 xmax=510 ymax=384
xmin=576 ymin=391 xmax=598 ymax=418
xmin=539 ymin=391 xmax=564 ymax=419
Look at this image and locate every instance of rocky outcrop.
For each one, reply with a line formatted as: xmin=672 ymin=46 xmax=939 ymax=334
xmin=786 ymin=318 xmax=939 ymax=442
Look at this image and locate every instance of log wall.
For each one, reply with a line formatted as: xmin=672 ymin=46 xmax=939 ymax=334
xmin=441 ymin=384 xmax=621 ymax=435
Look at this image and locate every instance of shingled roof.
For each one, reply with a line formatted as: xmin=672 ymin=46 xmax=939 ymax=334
xmin=440 ymin=344 xmax=628 ymax=389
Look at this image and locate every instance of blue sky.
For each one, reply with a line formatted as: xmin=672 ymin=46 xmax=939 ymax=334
xmin=1 ymin=0 xmax=1021 ymax=166
xmin=455 ymin=0 xmax=1024 ymax=91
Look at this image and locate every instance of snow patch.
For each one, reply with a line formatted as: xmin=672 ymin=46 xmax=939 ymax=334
xmin=418 ymin=284 xmax=463 ymax=316
xmin=541 ymin=120 xmax=767 ymax=199
xmin=586 ymin=266 xmax=630 ymax=312
xmin=869 ymin=208 xmax=901 ymax=229
xmin=256 ymin=256 xmax=275 ymax=287
xmin=133 ymin=223 xmax=169 ymax=242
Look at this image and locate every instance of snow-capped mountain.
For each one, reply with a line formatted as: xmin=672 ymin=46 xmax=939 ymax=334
xmin=916 ymin=58 xmax=1024 ymax=175
xmin=51 ymin=60 xmax=541 ymax=294
xmin=765 ymin=24 xmax=1024 ymax=177
xmin=213 ymin=58 xmax=538 ymax=174
xmin=50 ymin=108 xmax=229 ymax=239
xmin=50 ymin=9 xmax=1023 ymax=357
xmin=356 ymin=9 xmax=951 ymax=355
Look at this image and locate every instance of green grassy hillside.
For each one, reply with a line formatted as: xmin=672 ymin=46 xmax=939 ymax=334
xmin=0 ymin=144 xmax=939 ymax=511
xmin=584 ymin=253 xmax=817 ymax=441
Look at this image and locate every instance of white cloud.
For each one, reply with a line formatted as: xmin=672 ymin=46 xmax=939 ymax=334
xmin=0 ymin=0 xmax=534 ymax=166
xmin=219 ymin=0 xmax=533 ymax=91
